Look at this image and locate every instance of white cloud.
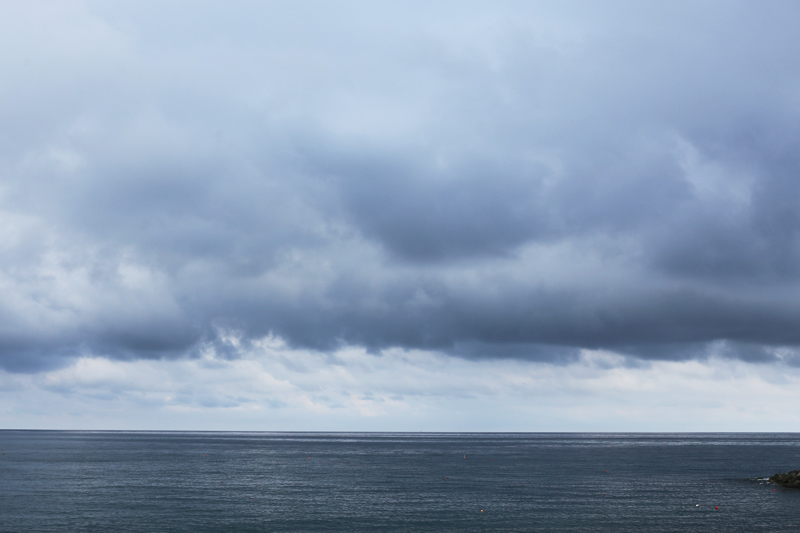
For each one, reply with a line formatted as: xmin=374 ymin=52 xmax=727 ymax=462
xmin=2 ymin=338 xmax=799 ymax=431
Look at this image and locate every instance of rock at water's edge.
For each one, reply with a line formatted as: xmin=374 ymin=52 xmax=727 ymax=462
xmin=769 ymin=470 xmax=800 ymax=488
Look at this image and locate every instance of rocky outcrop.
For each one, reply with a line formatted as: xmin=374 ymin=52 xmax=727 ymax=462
xmin=769 ymin=470 xmax=800 ymax=488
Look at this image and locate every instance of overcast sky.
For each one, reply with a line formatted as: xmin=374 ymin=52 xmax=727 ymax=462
xmin=3 ymin=1 xmax=800 ymax=431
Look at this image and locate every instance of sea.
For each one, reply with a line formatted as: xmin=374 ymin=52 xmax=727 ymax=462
xmin=1 ymin=431 xmax=798 ymax=532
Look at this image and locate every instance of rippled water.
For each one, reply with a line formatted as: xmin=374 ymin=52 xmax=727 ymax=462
xmin=1 ymin=431 xmax=798 ymax=532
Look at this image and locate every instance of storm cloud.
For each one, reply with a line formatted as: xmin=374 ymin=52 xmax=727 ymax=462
xmin=3 ymin=0 xmax=800 ymax=372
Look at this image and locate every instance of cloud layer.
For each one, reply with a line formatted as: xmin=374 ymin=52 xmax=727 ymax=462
xmin=4 ymin=341 xmax=800 ymax=431
xmin=3 ymin=1 xmax=800 ymax=372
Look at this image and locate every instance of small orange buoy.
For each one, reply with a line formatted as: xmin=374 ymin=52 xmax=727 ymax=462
xmin=715 ymin=506 xmax=718 ymax=510
xmin=480 ymin=510 xmax=483 ymax=513
xmin=446 ymin=476 xmax=449 ymax=479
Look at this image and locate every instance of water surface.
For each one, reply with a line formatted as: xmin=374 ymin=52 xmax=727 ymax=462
xmin=1 ymin=431 xmax=798 ymax=531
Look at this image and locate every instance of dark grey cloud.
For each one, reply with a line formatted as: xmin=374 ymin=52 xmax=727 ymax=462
xmin=318 ymin=149 xmax=555 ymax=261
xmin=2 ymin=1 xmax=800 ymax=371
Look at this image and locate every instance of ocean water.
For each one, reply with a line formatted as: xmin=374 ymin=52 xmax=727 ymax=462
xmin=1 ymin=432 xmax=798 ymax=532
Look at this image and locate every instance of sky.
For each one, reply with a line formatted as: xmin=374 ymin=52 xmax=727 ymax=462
xmin=2 ymin=0 xmax=800 ymax=431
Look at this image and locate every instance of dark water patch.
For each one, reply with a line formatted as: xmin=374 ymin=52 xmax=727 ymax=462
xmin=1 ymin=431 xmax=799 ymax=532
